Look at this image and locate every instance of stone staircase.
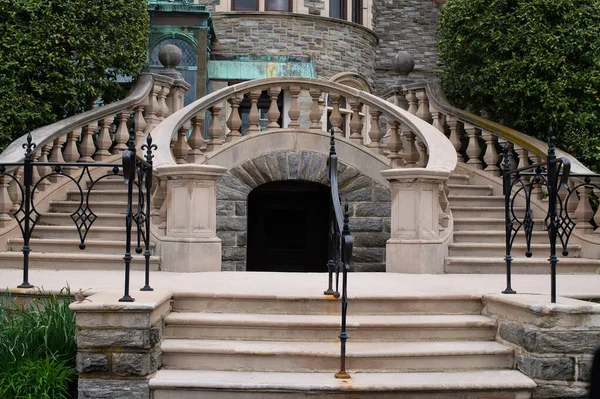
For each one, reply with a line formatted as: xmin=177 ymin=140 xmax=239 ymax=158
xmin=0 ymin=176 xmax=160 ymax=271
xmin=149 ymin=293 xmax=535 ymax=398
xmin=445 ymin=170 xmax=600 ymax=274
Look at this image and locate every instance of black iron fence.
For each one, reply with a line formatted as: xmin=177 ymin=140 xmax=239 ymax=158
xmin=502 ymin=135 xmax=599 ymax=303
xmin=323 ymin=128 xmax=353 ymax=379
xmin=0 ymin=131 xmax=155 ymax=302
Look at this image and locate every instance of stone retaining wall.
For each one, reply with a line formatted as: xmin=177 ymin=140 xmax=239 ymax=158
xmin=216 ymin=150 xmax=391 ymax=272
xmin=211 ymin=12 xmax=378 ymax=86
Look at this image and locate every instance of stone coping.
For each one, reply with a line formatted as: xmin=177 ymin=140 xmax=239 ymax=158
xmin=70 ymin=290 xmax=172 ymax=313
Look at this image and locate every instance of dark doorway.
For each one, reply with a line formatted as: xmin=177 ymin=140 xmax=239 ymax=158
xmin=247 ymin=181 xmax=329 ymax=272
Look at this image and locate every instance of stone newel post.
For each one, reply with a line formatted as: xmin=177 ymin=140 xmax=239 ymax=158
xmin=381 ymin=168 xmax=451 ymax=273
xmin=155 ymin=164 xmax=227 ymax=272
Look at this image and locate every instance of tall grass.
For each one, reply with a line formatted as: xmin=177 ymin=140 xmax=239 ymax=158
xmin=0 ymin=288 xmax=77 ymax=398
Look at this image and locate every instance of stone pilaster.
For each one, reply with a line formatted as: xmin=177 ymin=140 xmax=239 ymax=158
xmin=71 ymin=291 xmax=172 ymax=399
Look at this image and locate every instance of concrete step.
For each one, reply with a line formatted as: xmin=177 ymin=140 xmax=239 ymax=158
xmin=37 ymin=212 xmax=127 ymax=227
xmin=0 ymin=251 xmax=160 ymax=271
xmin=160 ymin=339 xmax=514 ymax=373
xmin=86 ymin=178 xmax=127 ymax=190
xmin=448 ymin=174 xmax=471 ymax=185
xmin=66 ymin=189 xmax=139 ymax=202
xmin=448 ymin=184 xmax=494 ymax=196
xmin=445 ymin=256 xmax=600 ymax=274
xmin=8 ymin=238 xmax=154 ymax=255
xmin=164 ymin=313 xmax=497 ymax=342
xmin=30 ymin=225 xmax=128 ymax=240
xmin=49 ymin=200 xmax=127 ymax=214
xmin=449 ymin=195 xmax=505 ymax=207
xmin=172 ymin=294 xmax=483 ymax=315
xmin=454 ymin=218 xmax=547 ymax=231
xmin=452 ymin=206 xmax=527 ymax=219
xmin=448 ymin=242 xmax=581 ymax=258
xmin=453 ymin=230 xmax=551 ymax=244
xmin=150 ymin=369 xmax=535 ymax=399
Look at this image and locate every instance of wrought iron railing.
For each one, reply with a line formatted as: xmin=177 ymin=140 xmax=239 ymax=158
xmin=502 ymin=135 xmax=600 ymax=303
xmin=0 ymin=131 xmax=155 ymax=302
xmin=323 ymin=128 xmax=353 ymax=379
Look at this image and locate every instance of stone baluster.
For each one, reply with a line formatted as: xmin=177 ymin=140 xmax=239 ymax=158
xmin=144 ymin=84 xmax=161 ymax=133
xmin=348 ymin=100 xmax=364 ymax=144
xmin=593 ymin=189 xmax=600 ymax=234
xmin=226 ymin=95 xmax=243 ymax=140
xmin=37 ymin=144 xmax=52 ymax=188
xmin=446 ymin=116 xmax=464 ymax=162
xmin=157 ymin=85 xmax=170 ymax=121
xmin=31 ymin=149 xmax=41 ymax=190
xmin=481 ymin=130 xmax=501 ymax=176
xmin=558 ymin=180 xmax=577 ymax=215
xmin=288 ymin=86 xmax=301 ymax=128
xmin=529 ymin=154 xmax=543 ymax=201
xmin=0 ymin=174 xmax=13 ymax=227
xmin=266 ymin=86 xmax=281 ymax=129
xmin=387 ymin=121 xmax=405 ymax=168
xmin=328 ymin=92 xmax=343 ymax=135
xmin=573 ymin=186 xmax=594 ymax=234
xmin=463 ymin=123 xmax=483 ymax=169
xmin=113 ymin=111 xmax=131 ymax=153
xmin=403 ymin=128 xmax=420 ymax=166
xmin=309 ymin=88 xmax=322 ymax=130
xmin=187 ymin=114 xmax=206 ymax=164
xmin=173 ymin=124 xmax=191 ymax=164
xmin=133 ymin=104 xmax=147 ymax=150
xmin=430 ymin=104 xmax=444 ymax=132
xmin=9 ymin=168 xmax=23 ymax=213
xmin=63 ymin=128 xmax=82 ymax=164
xmin=367 ymin=110 xmax=384 ymax=155
xmin=406 ymin=91 xmax=418 ymax=115
xmin=94 ymin=117 xmax=114 ymax=161
xmin=514 ymin=145 xmax=529 ymax=169
xmin=48 ymin=135 xmax=67 ymax=182
xmin=416 ymin=138 xmax=428 ymax=167
xmin=151 ymin=179 xmax=167 ymax=232
xmin=206 ymin=104 xmax=225 ymax=152
xmin=415 ymin=90 xmax=432 ymax=123
xmin=79 ymin=123 xmax=97 ymax=162
xmin=246 ymin=90 xmax=261 ymax=134
xmin=440 ymin=181 xmax=450 ymax=227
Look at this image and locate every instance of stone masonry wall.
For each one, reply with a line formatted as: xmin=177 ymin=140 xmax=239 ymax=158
xmin=216 ymin=150 xmax=391 ymax=272
xmin=211 ymin=12 xmax=378 ymax=87
xmin=371 ymin=0 xmax=441 ymax=94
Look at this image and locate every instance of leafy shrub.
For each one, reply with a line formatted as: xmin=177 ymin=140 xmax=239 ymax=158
xmin=0 ymin=0 xmax=149 ymax=150
xmin=0 ymin=358 xmax=75 ymax=399
xmin=438 ymin=0 xmax=600 ymax=170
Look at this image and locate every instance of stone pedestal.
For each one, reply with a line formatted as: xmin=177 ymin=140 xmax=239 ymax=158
xmin=381 ymin=168 xmax=450 ymax=273
xmin=156 ymin=164 xmax=227 ymax=272
xmin=484 ymin=294 xmax=600 ymax=398
xmin=71 ymin=291 xmax=172 ymax=399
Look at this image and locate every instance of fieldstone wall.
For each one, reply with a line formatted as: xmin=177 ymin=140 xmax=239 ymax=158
xmin=72 ymin=292 xmax=171 ymax=399
xmin=371 ymin=0 xmax=441 ymax=94
xmin=485 ymin=294 xmax=600 ymax=399
xmin=216 ymin=150 xmax=391 ymax=272
xmin=211 ymin=12 xmax=378 ymax=87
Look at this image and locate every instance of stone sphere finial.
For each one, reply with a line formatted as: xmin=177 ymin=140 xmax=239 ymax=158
xmin=158 ymin=44 xmax=183 ymax=79
xmin=391 ymin=51 xmax=415 ymax=76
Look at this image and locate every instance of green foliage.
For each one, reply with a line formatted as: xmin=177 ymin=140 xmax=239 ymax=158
xmin=438 ymin=0 xmax=600 ymax=170
xmin=0 ymin=288 xmax=76 ymax=372
xmin=0 ymin=358 xmax=75 ymax=399
xmin=0 ymin=0 xmax=149 ymax=150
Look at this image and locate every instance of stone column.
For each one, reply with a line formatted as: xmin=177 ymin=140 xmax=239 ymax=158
xmin=381 ymin=168 xmax=451 ymax=273
xmin=155 ymin=164 xmax=227 ymax=272
xmin=484 ymin=294 xmax=600 ymax=398
xmin=71 ymin=290 xmax=171 ymax=399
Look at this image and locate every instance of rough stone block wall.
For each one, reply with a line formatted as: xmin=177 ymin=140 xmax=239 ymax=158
xmin=211 ymin=13 xmax=378 ymax=87
xmin=216 ymin=150 xmax=390 ymax=272
xmin=304 ymin=0 xmax=325 ymax=15
xmin=371 ymin=0 xmax=441 ymax=95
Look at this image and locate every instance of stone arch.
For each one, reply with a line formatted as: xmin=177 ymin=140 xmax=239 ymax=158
xmin=216 ymin=150 xmax=391 ymax=272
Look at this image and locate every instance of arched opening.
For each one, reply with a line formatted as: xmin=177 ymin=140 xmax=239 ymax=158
xmin=246 ymin=181 xmax=329 ymax=272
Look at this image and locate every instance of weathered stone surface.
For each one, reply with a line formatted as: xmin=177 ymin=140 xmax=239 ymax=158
xmin=77 ymin=352 xmax=108 ymax=374
xmin=252 ymin=156 xmax=273 ymax=183
xmin=354 ymin=232 xmax=390 ymax=247
xmin=373 ymin=184 xmax=391 ymax=201
xmin=217 ymin=185 xmax=248 ymax=201
xmin=307 ymin=154 xmax=326 ymax=182
xmin=217 ymin=201 xmax=234 ymax=216
xmin=355 ymin=203 xmax=391 ymax=217
xmin=277 ymin=152 xmax=289 ymax=180
xmin=223 ymin=247 xmax=247 ymax=261
xmin=235 ymin=202 xmax=247 ymax=216
xmin=217 ymin=231 xmax=236 ymax=246
xmin=113 ymin=349 xmax=159 ymax=377
xmin=299 ymin=152 xmax=312 ymax=180
xmin=78 ymin=378 xmax=149 ymax=399
xmin=76 ymin=329 xmax=151 ymax=349
xmin=353 ymin=248 xmax=385 ymax=263
xmin=237 ymin=232 xmax=247 ymax=247
xmin=341 ymin=186 xmax=372 ymax=202
xmin=338 ymin=166 xmax=360 ymax=186
xmin=221 ymin=261 xmax=236 ymax=271
xmin=501 ymin=323 xmax=600 ymax=354
xmin=264 ymin=153 xmax=282 ymax=181
xmin=230 ymin=166 xmax=259 ymax=188
xmin=384 ymin=218 xmax=391 ymax=233
xmin=340 ymin=175 xmax=372 ymax=195
xmin=353 ymin=262 xmax=386 ymax=272
xmin=236 ymin=262 xmax=246 ymax=271
xmin=499 ymin=323 xmax=538 ymax=350
xmin=218 ymin=173 xmax=251 ymax=194
xmin=244 ymin=159 xmax=268 ymax=186
xmin=349 ymin=218 xmax=383 ymax=232
xmin=217 ymin=216 xmax=247 ymax=231
xmin=532 ymin=381 xmax=589 ymax=398
xmin=577 ymin=356 xmax=593 ymax=381
xmin=288 ymin=152 xmax=300 ymax=179
xmin=517 ymin=354 xmax=574 ymax=380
